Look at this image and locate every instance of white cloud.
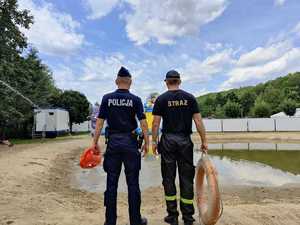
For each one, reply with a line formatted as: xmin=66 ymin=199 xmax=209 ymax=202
xmin=221 ymin=47 xmax=300 ymax=90
xmin=81 ymin=55 xmax=123 ymax=82
xmin=181 ymin=49 xmax=234 ymax=82
xmin=204 ymin=42 xmax=223 ymax=52
xmin=293 ymin=22 xmax=300 ymax=36
xmin=84 ymin=0 xmax=120 ymax=20
xmin=19 ymin=0 xmax=84 ymax=56
xmin=124 ymin=0 xmax=228 ymax=45
xmin=52 ymin=65 xmax=77 ymax=90
xmin=236 ymin=41 xmax=292 ymax=67
xmin=217 ymin=21 xmax=300 ymax=90
xmin=53 ymin=53 xmax=164 ymax=102
xmin=82 ymin=0 xmax=228 ymax=45
xmin=274 ymin=0 xmax=287 ymax=6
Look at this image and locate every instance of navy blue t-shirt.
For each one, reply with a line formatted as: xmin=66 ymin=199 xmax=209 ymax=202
xmin=98 ymin=89 xmax=146 ymax=133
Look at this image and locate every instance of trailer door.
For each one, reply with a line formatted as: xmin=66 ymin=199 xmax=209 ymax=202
xmin=46 ymin=111 xmax=56 ymax=131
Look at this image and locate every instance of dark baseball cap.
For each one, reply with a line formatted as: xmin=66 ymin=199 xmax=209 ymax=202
xmin=117 ymin=66 xmax=132 ymax=78
xmin=165 ymin=70 xmax=181 ymax=81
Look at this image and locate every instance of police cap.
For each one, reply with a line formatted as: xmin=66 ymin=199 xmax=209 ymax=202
xmin=117 ymin=66 xmax=132 ymax=78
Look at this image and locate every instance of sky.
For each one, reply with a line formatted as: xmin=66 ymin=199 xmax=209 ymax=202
xmin=17 ymin=0 xmax=300 ymax=104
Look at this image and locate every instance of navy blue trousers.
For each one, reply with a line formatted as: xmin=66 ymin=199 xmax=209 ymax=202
xmin=103 ymin=134 xmax=142 ymax=225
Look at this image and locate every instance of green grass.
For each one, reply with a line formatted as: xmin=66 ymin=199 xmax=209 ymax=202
xmin=11 ymin=133 xmax=90 ymax=145
xmin=209 ymin=150 xmax=300 ymax=175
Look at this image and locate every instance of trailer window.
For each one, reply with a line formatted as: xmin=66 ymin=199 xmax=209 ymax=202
xmin=49 ymin=112 xmax=54 ymax=116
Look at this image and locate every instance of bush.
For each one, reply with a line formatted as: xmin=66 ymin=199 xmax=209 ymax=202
xmin=224 ymin=101 xmax=241 ymax=118
xmin=280 ymin=99 xmax=297 ymax=116
xmin=252 ymin=101 xmax=271 ymax=118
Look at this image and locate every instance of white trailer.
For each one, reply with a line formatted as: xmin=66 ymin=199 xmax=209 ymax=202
xmin=34 ymin=108 xmax=70 ymax=137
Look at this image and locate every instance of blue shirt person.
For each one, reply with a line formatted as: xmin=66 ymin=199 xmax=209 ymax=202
xmin=93 ymin=67 xmax=149 ymax=225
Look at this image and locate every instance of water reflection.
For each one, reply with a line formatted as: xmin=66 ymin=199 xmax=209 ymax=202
xmin=72 ymin=150 xmax=300 ymax=193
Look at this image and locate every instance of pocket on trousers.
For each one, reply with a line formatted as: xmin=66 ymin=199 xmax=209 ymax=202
xmin=157 ymin=141 xmax=162 ymax=154
xmin=103 ymin=155 xmax=108 ymax=172
xmin=104 ymin=191 xmax=108 ymax=206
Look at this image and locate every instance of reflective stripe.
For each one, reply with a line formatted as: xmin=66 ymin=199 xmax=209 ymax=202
xmin=180 ymin=197 xmax=193 ymax=204
xmin=165 ymin=195 xmax=177 ymax=201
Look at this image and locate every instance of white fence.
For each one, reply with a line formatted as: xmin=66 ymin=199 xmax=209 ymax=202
xmin=72 ymin=121 xmax=91 ymax=132
xmin=193 ymin=142 xmax=300 ymax=151
xmin=193 ymin=118 xmax=300 ymax=132
xmin=275 ymin=118 xmax=300 ymax=131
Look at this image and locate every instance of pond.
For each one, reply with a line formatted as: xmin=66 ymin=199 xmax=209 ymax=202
xmin=71 ymin=144 xmax=300 ymax=193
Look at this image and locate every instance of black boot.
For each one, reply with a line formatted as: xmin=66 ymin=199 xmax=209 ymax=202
xmin=183 ymin=217 xmax=195 ymax=225
xmin=164 ymin=215 xmax=178 ymax=225
xmin=140 ymin=217 xmax=148 ymax=225
xmin=184 ymin=222 xmax=193 ymax=225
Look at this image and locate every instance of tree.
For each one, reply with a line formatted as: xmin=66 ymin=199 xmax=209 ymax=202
xmin=214 ymin=105 xmax=225 ymax=118
xmin=215 ymin=93 xmax=226 ymax=106
xmin=280 ymin=99 xmax=297 ymax=116
xmin=240 ymin=91 xmax=256 ymax=116
xmin=0 ymin=49 xmax=58 ymax=138
xmin=197 ymin=72 xmax=300 ymax=118
xmin=262 ymin=86 xmax=283 ymax=113
xmin=51 ymin=90 xmax=90 ymax=132
xmin=252 ymin=101 xmax=271 ymax=118
xmin=200 ymin=96 xmax=216 ymax=117
xmin=225 ymin=92 xmax=239 ymax=103
xmin=224 ymin=101 xmax=241 ymax=118
xmin=0 ymin=0 xmax=33 ymax=59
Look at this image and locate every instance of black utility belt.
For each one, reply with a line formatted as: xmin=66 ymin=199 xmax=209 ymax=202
xmin=162 ymin=132 xmax=191 ymax=137
xmin=162 ymin=132 xmax=191 ymax=138
xmin=107 ymin=131 xmax=144 ymax=149
xmin=108 ymin=132 xmax=135 ymax=137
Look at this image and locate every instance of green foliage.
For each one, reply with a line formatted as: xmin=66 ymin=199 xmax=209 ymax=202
xmin=0 ymin=0 xmax=33 ymax=59
xmin=215 ymin=93 xmax=226 ymax=106
xmin=50 ymin=90 xmax=90 ymax=132
xmin=197 ymin=72 xmax=300 ymax=118
xmin=225 ymin=92 xmax=239 ymax=103
xmin=0 ymin=1 xmax=91 ymax=138
xmin=199 ymin=96 xmax=216 ymax=117
xmin=280 ymin=99 xmax=297 ymax=116
xmin=224 ymin=101 xmax=241 ymax=118
xmin=214 ymin=105 xmax=225 ymax=118
xmin=0 ymin=49 xmax=58 ymax=138
xmin=261 ymin=86 xmax=282 ymax=113
xmin=239 ymin=91 xmax=256 ymax=115
xmin=252 ymin=100 xmax=271 ymax=118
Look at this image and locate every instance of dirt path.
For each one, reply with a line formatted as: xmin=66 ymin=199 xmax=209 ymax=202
xmin=0 ymin=135 xmax=300 ymax=225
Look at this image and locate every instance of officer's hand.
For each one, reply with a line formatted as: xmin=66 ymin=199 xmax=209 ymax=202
xmin=201 ymin=141 xmax=208 ymax=154
xmin=92 ymin=143 xmax=101 ymax=155
xmin=152 ymin=143 xmax=158 ymax=155
xmin=141 ymin=144 xmax=149 ymax=157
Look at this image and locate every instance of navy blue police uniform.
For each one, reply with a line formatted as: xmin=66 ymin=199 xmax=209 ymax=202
xmin=98 ymin=67 xmax=146 ymax=225
xmin=152 ymin=70 xmax=200 ymax=225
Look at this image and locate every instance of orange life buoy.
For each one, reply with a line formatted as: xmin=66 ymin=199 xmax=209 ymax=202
xmin=195 ymin=155 xmax=222 ymax=225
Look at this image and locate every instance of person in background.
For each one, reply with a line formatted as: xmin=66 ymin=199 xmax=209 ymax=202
xmin=152 ymin=70 xmax=208 ymax=225
xmin=0 ymin=121 xmax=13 ymax=147
xmin=93 ymin=66 xmax=149 ymax=225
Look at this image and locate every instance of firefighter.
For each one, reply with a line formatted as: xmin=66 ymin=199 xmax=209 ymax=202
xmin=152 ymin=70 xmax=208 ymax=225
xmin=93 ymin=67 xmax=149 ymax=225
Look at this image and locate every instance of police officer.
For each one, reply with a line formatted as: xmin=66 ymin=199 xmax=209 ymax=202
xmin=93 ymin=67 xmax=149 ymax=225
xmin=152 ymin=70 xmax=208 ymax=225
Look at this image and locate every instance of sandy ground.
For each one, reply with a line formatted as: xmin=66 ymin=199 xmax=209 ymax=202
xmin=198 ymin=131 xmax=300 ymax=143
xmin=0 ymin=133 xmax=300 ymax=225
